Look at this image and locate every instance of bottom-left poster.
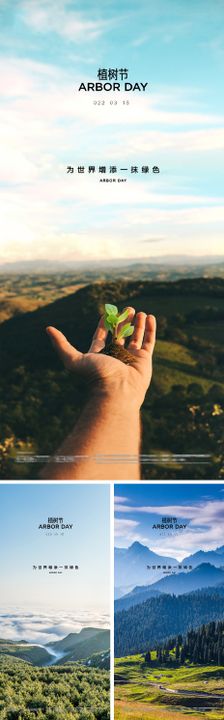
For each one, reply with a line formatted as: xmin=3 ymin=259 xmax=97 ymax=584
xmin=0 ymin=482 xmax=110 ymax=720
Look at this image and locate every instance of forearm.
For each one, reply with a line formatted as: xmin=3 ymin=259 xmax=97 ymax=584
xmin=40 ymin=391 xmax=141 ymax=480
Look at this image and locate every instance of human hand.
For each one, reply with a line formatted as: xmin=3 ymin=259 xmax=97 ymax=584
xmin=46 ymin=308 xmax=156 ymax=410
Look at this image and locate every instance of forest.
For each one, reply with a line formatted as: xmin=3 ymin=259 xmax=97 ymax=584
xmin=0 ymin=655 xmax=109 ymax=720
xmin=150 ymin=620 xmax=224 ymax=666
xmin=0 ymin=275 xmax=223 ymax=479
xmin=114 ymin=589 xmax=224 ymax=657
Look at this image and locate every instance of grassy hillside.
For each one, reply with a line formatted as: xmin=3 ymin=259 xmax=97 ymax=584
xmin=0 ymin=277 xmax=223 ymax=479
xmin=53 ymin=631 xmax=110 ymax=664
xmin=47 ymin=628 xmax=108 ymax=652
xmin=0 ymin=654 xmax=109 ymax=720
xmin=115 ymin=654 xmax=224 ymax=720
xmin=83 ymin=650 xmax=110 ymax=670
xmin=0 ymin=641 xmax=50 ymax=666
xmin=0 ymin=274 xmax=86 ymax=322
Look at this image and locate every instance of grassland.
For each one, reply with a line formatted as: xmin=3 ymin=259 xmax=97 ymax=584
xmin=153 ymin=340 xmax=220 ymax=393
xmin=114 ymin=654 xmax=224 ymax=720
xmin=0 ymin=275 xmax=85 ymax=322
xmin=0 ymin=640 xmax=50 ymax=666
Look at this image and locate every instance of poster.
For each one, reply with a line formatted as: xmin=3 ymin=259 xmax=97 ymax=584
xmin=0 ymin=0 xmax=223 ymax=481
xmin=0 ymin=482 xmax=110 ymax=719
xmin=114 ymin=483 xmax=224 ymax=719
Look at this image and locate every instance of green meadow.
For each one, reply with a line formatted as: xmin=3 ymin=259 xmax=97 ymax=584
xmin=114 ymin=654 xmax=224 ymax=720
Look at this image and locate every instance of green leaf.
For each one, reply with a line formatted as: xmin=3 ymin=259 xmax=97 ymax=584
xmin=104 ymin=317 xmax=113 ymax=331
xmin=106 ymin=314 xmax=117 ymax=326
xmin=117 ymin=323 xmax=134 ymax=340
xmin=122 ymin=326 xmax=134 ymax=337
xmin=105 ymin=303 xmax=118 ymax=316
xmin=117 ymin=308 xmax=129 ymax=324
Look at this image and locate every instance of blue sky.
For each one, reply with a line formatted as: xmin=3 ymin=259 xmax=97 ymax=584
xmin=0 ymin=483 xmax=110 ymax=627
xmin=0 ymin=0 xmax=224 ymax=263
xmin=115 ymin=483 xmax=224 ymax=558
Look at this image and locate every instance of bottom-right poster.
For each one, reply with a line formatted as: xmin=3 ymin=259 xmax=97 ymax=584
xmin=114 ymin=483 xmax=224 ymax=720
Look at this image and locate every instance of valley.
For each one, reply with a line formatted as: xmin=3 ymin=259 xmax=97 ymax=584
xmin=0 ymin=628 xmax=110 ymax=668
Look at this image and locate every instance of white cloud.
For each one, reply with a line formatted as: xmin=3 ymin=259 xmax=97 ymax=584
xmin=21 ymin=0 xmax=113 ymax=42
xmin=126 ymin=205 xmax=224 ymax=227
xmin=114 ymin=518 xmax=149 ymax=546
xmin=0 ymin=608 xmax=109 ymax=644
xmin=114 ymin=502 xmax=199 ymax=516
xmin=114 ymin=518 xmax=139 ymax=533
xmin=115 ymin=499 xmax=224 ymax=559
xmin=114 ymin=496 xmax=129 ymax=503
xmin=111 ymin=127 xmax=224 ymax=156
xmin=115 ymin=499 xmax=224 ymax=524
xmin=132 ymin=19 xmax=193 ymax=48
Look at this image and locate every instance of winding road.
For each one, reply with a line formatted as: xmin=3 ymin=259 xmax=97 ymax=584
xmin=148 ymin=680 xmax=224 ymax=700
xmin=115 ymin=677 xmax=224 ymax=700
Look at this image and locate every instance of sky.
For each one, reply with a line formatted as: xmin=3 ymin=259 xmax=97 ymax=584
xmin=0 ymin=482 xmax=110 ymax=642
xmin=115 ymin=483 xmax=224 ymax=559
xmin=0 ymin=0 xmax=224 ymax=264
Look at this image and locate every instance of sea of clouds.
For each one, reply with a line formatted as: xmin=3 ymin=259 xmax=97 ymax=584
xmin=0 ymin=608 xmax=109 ymax=645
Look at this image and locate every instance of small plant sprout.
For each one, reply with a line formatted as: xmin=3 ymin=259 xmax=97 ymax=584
xmin=103 ymin=304 xmax=134 ymax=342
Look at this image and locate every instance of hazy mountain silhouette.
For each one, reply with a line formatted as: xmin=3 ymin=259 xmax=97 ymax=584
xmin=147 ymin=563 xmax=224 ymax=595
xmin=183 ymin=547 xmax=224 ymax=568
xmin=115 ymin=541 xmax=177 ymax=590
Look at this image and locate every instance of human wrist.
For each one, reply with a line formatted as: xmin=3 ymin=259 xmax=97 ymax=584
xmin=87 ymin=385 xmax=142 ymax=416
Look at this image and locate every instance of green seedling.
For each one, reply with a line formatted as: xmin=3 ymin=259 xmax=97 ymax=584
xmin=104 ymin=303 xmax=134 ymax=342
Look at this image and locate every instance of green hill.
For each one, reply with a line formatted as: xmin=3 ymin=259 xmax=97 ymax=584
xmin=0 ymin=640 xmax=51 ymax=666
xmin=83 ymin=650 xmax=110 ymax=670
xmin=48 ymin=629 xmax=110 ymax=664
xmin=47 ymin=627 xmax=107 ymax=652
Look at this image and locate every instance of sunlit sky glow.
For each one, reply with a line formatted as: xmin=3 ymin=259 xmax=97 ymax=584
xmin=0 ymin=483 xmax=110 ymax=617
xmin=0 ymin=0 xmax=224 ymax=263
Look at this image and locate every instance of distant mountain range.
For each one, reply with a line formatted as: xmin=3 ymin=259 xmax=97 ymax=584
xmin=115 ymin=542 xmax=224 ymax=597
xmin=0 ymin=255 xmax=223 ymax=277
xmin=115 ymin=541 xmax=177 ymax=589
xmin=115 ymin=563 xmax=224 ymax=612
xmin=0 ymin=627 xmax=110 ymax=668
xmin=142 ymin=562 xmax=224 ymax=596
xmin=183 ymin=546 xmax=224 ymax=568
xmin=115 ymin=586 xmax=161 ymax=612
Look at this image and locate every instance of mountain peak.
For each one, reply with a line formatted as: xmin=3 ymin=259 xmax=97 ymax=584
xmin=194 ymin=562 xmax=222 ymax=573
xmin=129 ymin=541 xmax=148 ymax=551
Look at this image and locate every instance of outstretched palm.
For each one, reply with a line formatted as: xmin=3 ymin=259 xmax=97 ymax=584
xmin=47 ymin=307 xmax=156 ymax=407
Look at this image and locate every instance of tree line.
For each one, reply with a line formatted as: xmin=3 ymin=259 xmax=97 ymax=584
xmin=145 ymin=620 xmax=224 ymax=666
